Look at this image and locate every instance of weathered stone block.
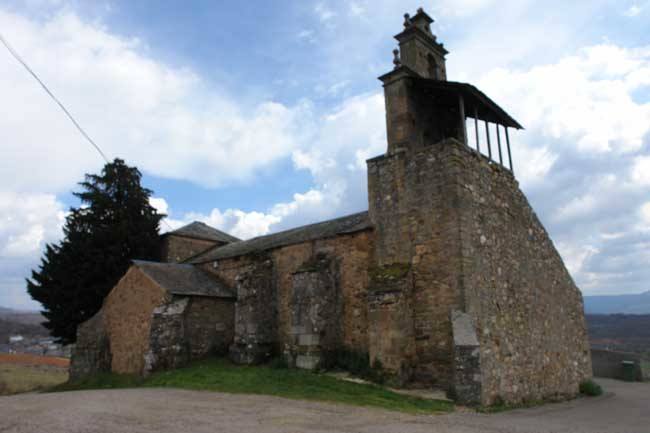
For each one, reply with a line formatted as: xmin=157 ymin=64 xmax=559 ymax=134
xmin=69 ymin=310 xmax=111 ymax=381
xmin=229 ymin=257 xmax=277 ymax=365
xmin=298 ymin=334 xmax=320 ymax=346
xmin=296 ymin=354 xmax=320 ymax=370
xmin=143 ymin=298 xmax=189 ymax=376
xmin=451 ymin=310 xmax=481 ymax=405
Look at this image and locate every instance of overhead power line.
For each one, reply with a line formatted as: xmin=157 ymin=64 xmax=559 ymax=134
xmin=1 ymin=33 xmax=174 ymax=232
xmin=0 ymin=33 xmax=109 ymax=163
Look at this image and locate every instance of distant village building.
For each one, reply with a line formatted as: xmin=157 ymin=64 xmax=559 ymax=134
xmin=71 ymin=9 xmax=592 ymax=406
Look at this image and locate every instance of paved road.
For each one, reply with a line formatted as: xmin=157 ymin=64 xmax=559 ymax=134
xmin=0 ymin=379 xmax=647 ymax=433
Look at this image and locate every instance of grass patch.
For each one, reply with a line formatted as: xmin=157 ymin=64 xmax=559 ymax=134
xmin=53 ymin=358 xmax=453 ymax=414
xmin=579 ymin=379 xmax=603 ymax=397
xmin=0 ymin=363 xmax=68 ymax=395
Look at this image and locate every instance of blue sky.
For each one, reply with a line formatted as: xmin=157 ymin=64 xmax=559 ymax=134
xmin=1 ymin=0 xmax=649 ymax=309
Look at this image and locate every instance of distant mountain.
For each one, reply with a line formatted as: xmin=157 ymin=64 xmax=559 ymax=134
xmin=586 ymin=314 xmax=650 ymax=355
xmin=0 ymin=307 xmax=47 ymax=344
xmin=584 ymin=291 xmax=650 ymax=314
xmin=0 ymin=307 xmax=44 ymax=326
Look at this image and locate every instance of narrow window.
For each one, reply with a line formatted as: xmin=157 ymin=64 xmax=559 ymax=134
xmin=427 ymin=54 xmax=438 ymax=79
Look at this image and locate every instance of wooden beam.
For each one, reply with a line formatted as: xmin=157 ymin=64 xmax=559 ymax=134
xmin=496 ymin=124 xmax=503 ymax=165
xmin=505 ymin=127 xmax=514 ymax=174
xmin=485 ymin=121 xmax=492 ymax=160
xmin=473 ymin=106 xmax=480 ymax=153
xmin=459 ymin=93 xmax=467 ymax=145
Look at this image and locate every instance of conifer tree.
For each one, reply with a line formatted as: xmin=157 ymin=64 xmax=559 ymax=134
xmin=27 ymin=159 xmax=164 ymax=344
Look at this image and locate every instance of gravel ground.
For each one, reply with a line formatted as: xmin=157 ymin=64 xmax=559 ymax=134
xmin=0 ymin=378 xmax=647 ymax=433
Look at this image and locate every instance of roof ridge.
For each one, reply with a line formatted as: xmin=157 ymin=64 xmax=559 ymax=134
xmin=190 ymin=211 xmax=372 ymax=263
xmin=165 ymin=220 xmax=241 ymax=243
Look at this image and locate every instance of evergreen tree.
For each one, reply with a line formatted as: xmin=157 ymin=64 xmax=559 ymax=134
xmin=27 ymin=159 xmax=164 ymax=344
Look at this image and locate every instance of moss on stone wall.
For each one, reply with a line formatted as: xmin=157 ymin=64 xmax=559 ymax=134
xmin=369 ymin=263 xmax=411 ymax=285
xmin=294 ymin=253 xmax=332 ymax=274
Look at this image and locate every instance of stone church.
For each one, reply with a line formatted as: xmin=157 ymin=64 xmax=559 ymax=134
xmin=70 ymin=9 xmax=592 ymax=405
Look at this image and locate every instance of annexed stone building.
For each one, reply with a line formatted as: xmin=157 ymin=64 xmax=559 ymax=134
xmin=161 ymin=221 xmax=241 ymax=263
xmin=71 ymin=260 xmax=235 ymax=379
xmin=71 ymin=9 xmax=592 ymax=405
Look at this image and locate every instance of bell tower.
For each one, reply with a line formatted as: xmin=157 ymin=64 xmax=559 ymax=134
xmin=395 ymin=8 xmax=448 ymax=80
xmin=367 ymin=8 xmax=525 ymax=395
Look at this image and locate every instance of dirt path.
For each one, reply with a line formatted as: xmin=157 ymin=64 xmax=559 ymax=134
xmin=0 ymin=378 xmax=647 ymax=433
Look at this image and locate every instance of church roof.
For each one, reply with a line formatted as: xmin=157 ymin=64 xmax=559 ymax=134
xmin=189 ymin=211 xmax=372 ymax=263
xmin=164 ymin=221 xmax=240 ymax=244
xmin=132 ymin=260 xmax=235 ymax=298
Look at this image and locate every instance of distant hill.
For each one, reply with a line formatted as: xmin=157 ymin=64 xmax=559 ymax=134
xmin=584 ymin=291 xmax=650 ymax=314
xmin=0 ymin=318 xmax=47 ymax=343
xmin=0 ymin=307 xmax=47 ymax=343
xmin=586 ymin=314 xmax=650 ymax=355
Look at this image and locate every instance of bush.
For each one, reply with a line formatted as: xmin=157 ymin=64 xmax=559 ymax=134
xmin=579 ymin=379 xmax=603 ymax=397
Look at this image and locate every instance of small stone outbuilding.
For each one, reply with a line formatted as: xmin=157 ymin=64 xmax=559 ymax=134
xmin=70 ymin=260 xmax=235 ymax=378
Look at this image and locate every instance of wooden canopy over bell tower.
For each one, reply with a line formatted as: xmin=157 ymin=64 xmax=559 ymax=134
xmin=379 ymin=8 xmax=523 ymax=173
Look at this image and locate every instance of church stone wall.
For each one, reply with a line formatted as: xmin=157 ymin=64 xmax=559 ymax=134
xmin=103 ymin=267 xmax=169 ymax=375
xmin=368 ymin=136 xmax=591 ymax=402
xmin=367 ymin=140 xmax=466 ymax=388
xmin=143 ymin=296 xmax=234 ymax=374
xmin=201 ymin=230 xmax=373 ymax=363
xmin=185 ymin=296 xmax=234 ymax=358
xmin=69 ymin=310 xmax=111 ymax=381
xmin=161 ymin=235 xmax=220 ymax=263
xmin=454 ymin=145 xmax=592 ymax=405
xmin=144 ymin=298 xmax=190 ymax=374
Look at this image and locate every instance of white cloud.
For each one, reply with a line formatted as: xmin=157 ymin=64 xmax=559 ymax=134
xmin=148 ymin=197 xmax=169 ymax=215
xmin=479 ymin=44 xmax=650 ymax=156
xmin=555 ymin=195 xmax=598 ymax=222
xmin=349 ymin=2 xmax=365 ymax=17
xmin=315 ymin=3 xmax=336 ymax=22
xmin=556 ymin=241 xmax=599 ymax=277
xmin=178 ymin=208 xmax=280 ymax=240
xmin=0 ymin=192 xmax=65 ymax=310
xmin=631 ymin=156 xmax=650 ymax=185
xmin=0 ymin=192 xmax=65 ymax=258
xmin=0 ymin=9 xmax=311 ymax=192
xmin=297 ymin=29 xmax=315 ymax=43
xmin=510 ymin=143 xmax=558 ymax=187
xmin=623 ymin=4 xmax=642 ymax=17
xmin=161 ymin=189 xmax=328 ymax=240
xmin=640 ymin=202 xmax=650 ymax=227
xmin=296 ymin=92 xmax=385 ymax=174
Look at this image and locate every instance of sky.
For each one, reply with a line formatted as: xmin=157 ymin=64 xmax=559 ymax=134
xmin=1 ymin=0 xmax=649 ymax=310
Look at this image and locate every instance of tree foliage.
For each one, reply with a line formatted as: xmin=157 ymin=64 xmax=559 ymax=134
xmin=27 ymin=159 xmax=164 ymax=344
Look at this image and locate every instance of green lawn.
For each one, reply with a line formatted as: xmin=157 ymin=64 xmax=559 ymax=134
xmin=53 ymin=358 xmax=453 ymax=414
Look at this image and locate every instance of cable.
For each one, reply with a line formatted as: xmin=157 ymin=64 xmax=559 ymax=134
xmin=2 ymin=33 xmax=174 ymax=233
xmin=0 ymin=33 xmax=109 ymax=163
